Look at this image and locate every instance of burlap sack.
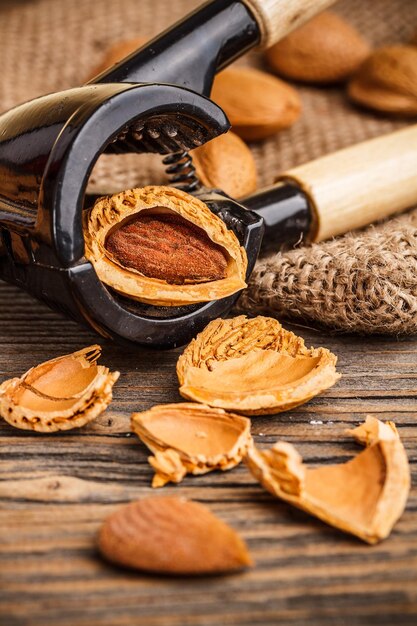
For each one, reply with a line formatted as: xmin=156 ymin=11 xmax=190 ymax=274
xmin=1 ymin=0 xmax=416 ymax=334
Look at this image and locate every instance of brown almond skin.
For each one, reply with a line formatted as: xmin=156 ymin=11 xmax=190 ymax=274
xmin=348 ymin=46 xmax=417 ymax=116
xmin=211 ymin=67 xmax=301 ymax=140
xmin=98 ymin=497 xmax=253 ymax=575
xmin=105 ymin=211 xmax=228 ymax=284
xmin=265 ymin=12 xmax=370 ymax=84
xmin=86 ymin=37 xmax=149 ymax=81
xmin=192 ymin=132 xmax=257 ymax=198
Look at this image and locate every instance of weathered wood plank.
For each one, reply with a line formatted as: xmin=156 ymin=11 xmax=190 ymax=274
xmin=1 ymin=279 xmax=416 ymax=626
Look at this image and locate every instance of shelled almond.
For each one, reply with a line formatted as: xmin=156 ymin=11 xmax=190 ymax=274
xmin=348 ymin=46 xmax=417 ymax=116
xmin=84 ymin=186 xmax=247 ymax=306
xmin=192 ymin=132 xmax=257 ymax=198
xmin=98 ymin=496 xmax=253 ymax=574
xmin=211 ymin=67 xmax=301 ymax=140
xmin=265 ymin=12 xmax=370 ymax=84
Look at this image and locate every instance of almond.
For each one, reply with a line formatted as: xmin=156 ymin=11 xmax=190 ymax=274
xmin=192 ymin=132 xmax=257 ymax=198
xmin=211 ymin=67 xmax=301 ymax=140
xmin=105 ymin=212 xmax=228 ymax=284
xmin=84 ymin=186 xmax=247 ymax=306
xmin=265 ymin=12 xmax=370 ymax=84
xmin=86 ymin=37 xmax=149 ymax=81
xmin=98 ymin=496 xmax=253 ymax=575
xmin=348 ymin=46 xmax=417 ymax=116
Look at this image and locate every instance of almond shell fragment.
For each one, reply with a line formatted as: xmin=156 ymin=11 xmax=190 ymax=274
xmin=131 ymin=403 xmax=252 ymax=487
xmin=177 ymin=316 xmax=340 ymax=415
xmin=98 ymin=496 xmax=253 ymax=575
xmin=0 ymin=346 xmax=119 ymax=433
xmin=84 ymin=186 xmax=247 ymax=306
xmin=245 ymin=416 xmax=410 ymax=544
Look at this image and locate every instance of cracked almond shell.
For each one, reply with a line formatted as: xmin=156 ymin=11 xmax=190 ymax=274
xmin=98 ymin=496 xmax=253 ymax=575
xmin=177 ymin=316 xmax=340 ymax=415
xmin=0 ymin=346 xmax=119 ymax=433
xmin=84 ymin=186 xmax=247 ymax=306
xmin=245 ymin=416 xmax=410 ymax=544
xmin=131 ymin=403 xmax=252 ymax=487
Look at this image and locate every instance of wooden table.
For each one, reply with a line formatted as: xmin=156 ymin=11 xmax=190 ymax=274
xmin=1 ymin=280 xmax=416 ymax=626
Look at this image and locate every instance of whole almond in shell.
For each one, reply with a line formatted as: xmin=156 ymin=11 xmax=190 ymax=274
xmin=98 ymin=496 xmax=253 ymax=574
xmin=211 ymin=67 xmax=301 ymax=140
xmin=265 ymin=12 xmax=370 ymax=84
xmin=86 ymin=37 xmax=149 ymax=81
xmin=348 ymin=46 xmax=417 ymax=116
xmin=192 ymin=132 xmax=257 ymax=198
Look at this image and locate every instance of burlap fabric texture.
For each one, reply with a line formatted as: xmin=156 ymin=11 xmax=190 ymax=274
xmin=0 ymin=0 xmax=416 ymax=335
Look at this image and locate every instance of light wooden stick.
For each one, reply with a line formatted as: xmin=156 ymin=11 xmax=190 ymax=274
xmin=242 ymin=0 xmax=337 ymax=48
xmin=277 ymin=125 xmax=417 ymax=242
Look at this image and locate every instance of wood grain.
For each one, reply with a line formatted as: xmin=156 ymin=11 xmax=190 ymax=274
xmin=280 ymin=124 xmax=417 ymax=241
xmin=0 ymin=281 xmax=416 ymax=626
xmin=242 ymin=0 xmax=337 ymax=48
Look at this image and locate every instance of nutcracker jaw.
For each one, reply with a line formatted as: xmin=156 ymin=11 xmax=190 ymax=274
xmin=0 ymin=82 xmax=263 ymax=348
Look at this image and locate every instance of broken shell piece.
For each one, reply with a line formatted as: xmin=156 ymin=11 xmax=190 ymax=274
xmin=346 ymin=414 xmax=399 ymax=446
xmin=131 ymin=403 xmax=252 ymax=487
xmin=177 ymin=316 xmax=340 ymax=415
xmin=245 ymin=417 xmax=410 ymax=544
xmin=0 ymin=346 xmax=119 ymax=433
xmin=84 ymin=186 xmax=247 ymax=306
xmin=98 ymin=496 xmax=253 ymax=575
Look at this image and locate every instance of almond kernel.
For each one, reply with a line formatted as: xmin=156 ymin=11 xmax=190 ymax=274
xmin=98 ymin=496 xmax=253 ymax=574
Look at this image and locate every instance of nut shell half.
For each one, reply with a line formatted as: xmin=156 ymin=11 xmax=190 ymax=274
xmin=84 ymin=186 xmax=247 ymax=306
xmin=0 ymin=346 xmax=119 ymax=432
xmin=245 ymin=416 xmax=410 ymax=544
xmin=177 ymin=316 xmax=340 ymax=415
xmin=98 ymin=496 xmax=253 ymax=575
xmin=131 ymin=403 xmax=252 ymax=487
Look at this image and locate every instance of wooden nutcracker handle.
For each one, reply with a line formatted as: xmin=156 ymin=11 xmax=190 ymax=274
xmin=277 ymin=125 xmax=417 ymax=242
xmin=241 ymin=0 xmax=337 ymax=48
